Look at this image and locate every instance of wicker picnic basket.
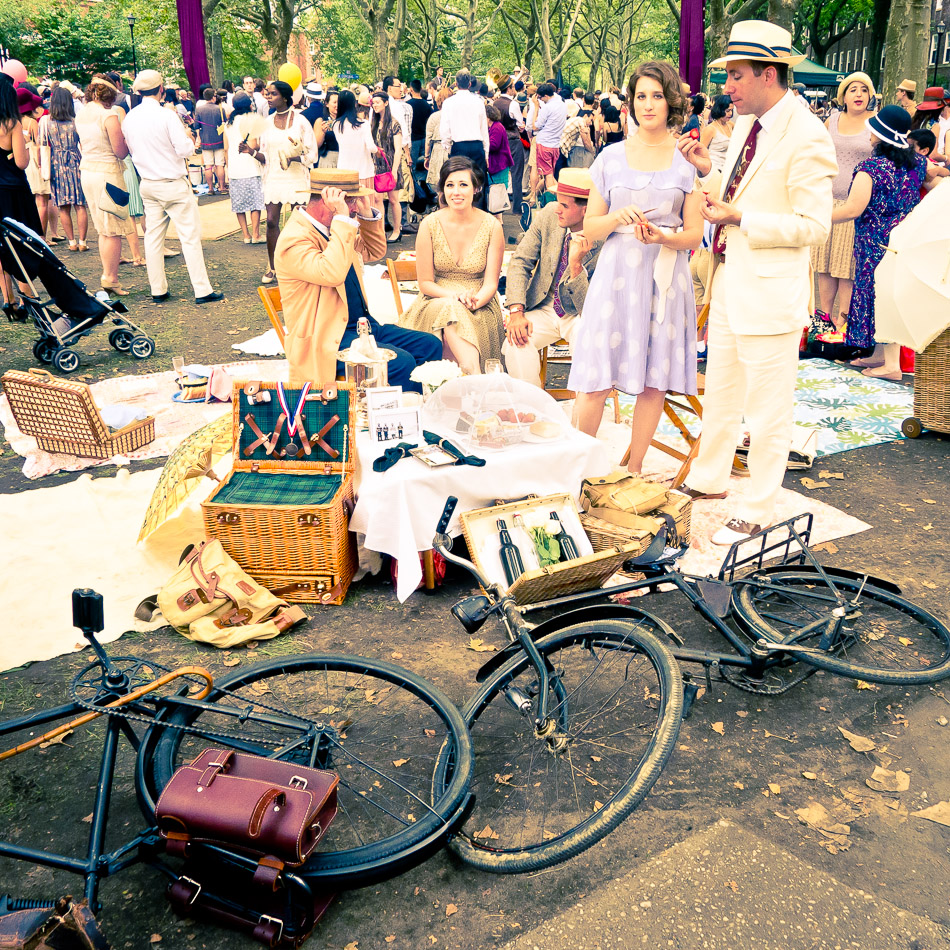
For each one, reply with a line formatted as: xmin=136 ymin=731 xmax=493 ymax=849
xmin=1 ymin=367 xmax=155 ymax=458
xmin=904 ymin=327 xmax=950 ymax=437
xmin=581 ymin=490 xmax=692 ymax=557
xmin=202 ymin=381 xmax=357 ymax=605
xmin=460 ymin=493 xmax=639 ymax=606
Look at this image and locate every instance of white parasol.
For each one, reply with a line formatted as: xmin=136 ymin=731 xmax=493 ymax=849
xmin=874 ymin=179 xmax=950 ymax=353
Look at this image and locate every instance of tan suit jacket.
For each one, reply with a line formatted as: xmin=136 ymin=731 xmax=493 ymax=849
xmin=703 ymin=93 xmax=837 ymax=335
xmin=275 ymin=209 xmax=387 ymax=388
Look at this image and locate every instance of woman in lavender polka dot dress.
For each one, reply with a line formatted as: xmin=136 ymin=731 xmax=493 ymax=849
xmin=570 ymin=60 xmax=703 ymax=473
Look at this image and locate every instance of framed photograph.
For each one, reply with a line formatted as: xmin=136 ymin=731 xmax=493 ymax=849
xmin=368 ymin=405 xmax=422 ymax=445
xmin=365 ymin=386 xmax=402 ymax=413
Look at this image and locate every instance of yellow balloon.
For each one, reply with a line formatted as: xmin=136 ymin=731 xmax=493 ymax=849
xmin=278 ymin=63 xmax=302 ymax=90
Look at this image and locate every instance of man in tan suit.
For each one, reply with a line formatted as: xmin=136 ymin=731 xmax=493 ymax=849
xmin=275 ymin=169 xmax=440 ymax=391
xmin=678 ymin=20 xmax=837 ymax=545
xmin=895 ymin=79 xmax=917 ymax=118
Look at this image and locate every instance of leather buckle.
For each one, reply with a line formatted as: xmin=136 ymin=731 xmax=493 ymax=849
xmin=289 ymin=775 xmax=308 ymax=790
xmin=179 ymin=876 xmax=202 ymax=905
xmin=258 ymin=915 xmax=284 ymax=944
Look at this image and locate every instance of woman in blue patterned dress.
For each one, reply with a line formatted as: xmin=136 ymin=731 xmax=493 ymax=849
xmin=43 ymin=86 xmax=88 ymax=251
xmin=569 ymin=60 xmax=703 ymax=473
xmin=832 ymin=106 xmax=940 ymax=379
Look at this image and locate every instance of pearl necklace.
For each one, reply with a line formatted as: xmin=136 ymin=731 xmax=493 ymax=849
xmin=631 ymin=134 xmax=672 ymax=148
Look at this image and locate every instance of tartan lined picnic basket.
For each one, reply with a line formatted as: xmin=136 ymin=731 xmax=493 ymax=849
xmin=1 ymin=368 xmax=155 ymax=459
xmin=202 ymin=381 xmax=357 ymax=605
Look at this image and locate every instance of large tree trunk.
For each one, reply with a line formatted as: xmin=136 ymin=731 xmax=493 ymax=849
xmin=210 ymin=31 xmax=224 ymax=85
xmin=767 ymin=0 xmax=796 ymax=33
xmin=882 ymin=0 xmax=931 ymax=103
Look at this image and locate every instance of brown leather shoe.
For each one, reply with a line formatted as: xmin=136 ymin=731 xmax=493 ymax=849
xmin=711 ymin=518 xmax=764 ymax=546
xmin=679 ymin=484 xmax=728 ymax=501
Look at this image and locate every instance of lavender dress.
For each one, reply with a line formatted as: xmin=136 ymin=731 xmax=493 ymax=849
xmin=568 ymin=143 xmax=697 ymax=396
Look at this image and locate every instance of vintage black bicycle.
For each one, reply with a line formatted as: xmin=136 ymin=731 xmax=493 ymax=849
xmin=0 ymin=589 xmax=474 ymax=926
xmin=430 ymin=503 xmax=950 ymax=875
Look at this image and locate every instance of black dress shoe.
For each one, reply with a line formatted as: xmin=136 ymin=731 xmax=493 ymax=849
xmin=151 ymin=292 xmax=170 ymax=303
xmin=195 ymin=291 xmax=224 ymax=304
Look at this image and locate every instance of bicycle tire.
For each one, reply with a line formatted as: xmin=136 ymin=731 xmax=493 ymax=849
xmin=437 ymin=616 xmax=683 ymax=873
xmin=139 ymin=654 xmax=473 ymax=889
xmin=732 ymin=569 xmax=950 ymax=685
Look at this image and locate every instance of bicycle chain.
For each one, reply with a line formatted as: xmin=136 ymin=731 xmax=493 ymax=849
xmin=719 ymin=662 xmax=816 ymax=695
xmin=69 ymin=656 xmax=315 ymax=746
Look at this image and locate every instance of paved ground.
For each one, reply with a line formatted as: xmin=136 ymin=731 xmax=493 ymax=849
xmin=1 ymin=199 xmax=949 ymax=949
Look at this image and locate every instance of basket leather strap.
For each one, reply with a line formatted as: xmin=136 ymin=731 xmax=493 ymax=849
xmin=245 ymin=413 xmax=271 ymax=455
xmin=267 ymin=414 xmax=287 ymax=456
xmin=306 ymin=414 xmax=340 ymax=458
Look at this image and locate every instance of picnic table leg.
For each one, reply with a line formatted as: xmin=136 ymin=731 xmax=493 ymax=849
xmin=422 ymin=549 xmax=437 ymax=591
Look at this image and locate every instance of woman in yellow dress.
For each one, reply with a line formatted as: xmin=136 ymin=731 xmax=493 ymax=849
xmin=398 ymin=157 xmax=504 ymax=373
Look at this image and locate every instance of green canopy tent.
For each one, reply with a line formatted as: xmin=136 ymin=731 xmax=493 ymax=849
xmin=709 ymin=54 xmax=845 ymax=88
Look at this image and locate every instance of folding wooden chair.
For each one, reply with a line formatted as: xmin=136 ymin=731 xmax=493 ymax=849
xmin=257 ymin=285 xmax=286 ymax=349
xmin=621 ymin=304 xmax=746 ymax=487
xmin=386 ymin=257 xmax=418 ymax=317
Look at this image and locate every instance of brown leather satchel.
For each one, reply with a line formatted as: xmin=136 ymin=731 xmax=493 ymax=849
xmin=155 ymin=749 xmax=338 ymax=872
xmin=0 ymin=898 xmax=110 ymax=950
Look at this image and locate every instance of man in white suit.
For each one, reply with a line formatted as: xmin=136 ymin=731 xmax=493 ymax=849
xmin=677 ymin=20 xmax=837 ymax=545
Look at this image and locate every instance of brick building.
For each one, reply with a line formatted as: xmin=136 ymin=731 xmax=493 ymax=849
xmin=817 ymin=0 xmax=950 ymax=93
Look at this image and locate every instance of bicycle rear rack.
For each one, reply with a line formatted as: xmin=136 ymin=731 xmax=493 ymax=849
xmin=718 ymin=513 xmax=814 ymax=584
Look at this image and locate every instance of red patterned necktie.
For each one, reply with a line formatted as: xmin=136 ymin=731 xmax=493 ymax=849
xmin=712 ymin=118 xmax=762 ymax=255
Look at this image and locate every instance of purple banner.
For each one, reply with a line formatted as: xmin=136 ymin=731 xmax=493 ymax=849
xmin=176 ymin=0 xmax=211 ymax=94
xmin=679 ymin=0 xmax=705 ymax=93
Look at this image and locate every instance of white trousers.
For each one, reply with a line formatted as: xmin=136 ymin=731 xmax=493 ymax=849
xmin=687 ymin=266 xmax=801 ymax=527
xmin=502 ymin=300 xmax=579 ymax=386
xmin=140 ymin=177 xmax=213 ymax=298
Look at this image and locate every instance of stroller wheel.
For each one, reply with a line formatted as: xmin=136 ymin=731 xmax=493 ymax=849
xmin=130 ymin=335 xmax=155 ymax=360
xmin=32 ymin=339 xmax=56 ymax=364
xmin=52 ymin=348 xmax=81 ymax=373
xmin=109 ymin=328 xmax=134 ymax=352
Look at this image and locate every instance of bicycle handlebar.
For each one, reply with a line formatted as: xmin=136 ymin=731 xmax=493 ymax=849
xmin=432 ymin=496 xmax=498 ymax=596
xmin=436 ymin=496 xmax=458 ymax=536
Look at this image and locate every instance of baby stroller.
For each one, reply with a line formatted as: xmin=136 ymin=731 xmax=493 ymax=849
xmin=0 ymin=217 xmax=155 ymax=374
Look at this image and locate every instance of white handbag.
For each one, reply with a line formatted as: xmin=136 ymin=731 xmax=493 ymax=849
xmin=488 ymin=182 xmax=511 ymax=213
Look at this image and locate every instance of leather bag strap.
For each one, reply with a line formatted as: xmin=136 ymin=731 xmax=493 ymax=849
xmin=249 ymin=789 xmax=287 ymax=839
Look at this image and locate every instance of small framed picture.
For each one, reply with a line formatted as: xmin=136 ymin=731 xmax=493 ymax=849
xmin=410 ymin=444 xmax=457 ymax=467
xmin=365 ymin=386 xmax=402 ymax=413
xmin=368 ymin=405 xmax=422 ymax=444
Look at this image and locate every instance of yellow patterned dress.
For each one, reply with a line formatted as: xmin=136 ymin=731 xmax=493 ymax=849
xmin=397 ymin=213 xmax=504 ymax=368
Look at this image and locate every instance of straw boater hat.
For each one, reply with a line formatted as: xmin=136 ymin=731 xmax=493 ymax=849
xmin=709 ymin=20 xmax=805 ymax=68
xmin=837 ymin=71 xmax=877 ymax=105
xmin=897 ymin=79 xmax=917 ymax=94
xmin=310 ymin=168 xmax=374 ymax=198
xmin=556 ymin=168 xmax=593 ymax=200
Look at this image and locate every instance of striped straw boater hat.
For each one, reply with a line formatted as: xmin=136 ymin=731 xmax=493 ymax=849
xmin=709 ymin=20 xmax=805 ymax=68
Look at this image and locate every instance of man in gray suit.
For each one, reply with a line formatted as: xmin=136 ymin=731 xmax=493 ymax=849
xmin=502 ymin=168 xmax=601 ymax=385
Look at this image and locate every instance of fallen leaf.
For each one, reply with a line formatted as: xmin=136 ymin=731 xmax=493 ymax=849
xmin=711 ymin=721 xmax=725 ymax=735
xmin=795 ymin=802 xmax=851 ymax=841
xmin=424 ymin=729 xmax=436 ymax=737
xmin=866 ymin=766 xmax=910 ymax=793
xmin=856 ymin=680 xmax=879 ymax=691
xmin=923 ymin=498 xmax=937 ymax=504
xmin=593 ymin=800 xmax=605 ymax=811
xmin=318 ymin=705 xmax=338 ymax=714
xmin=818 ymin=470 xmax=844 ymax=480
xmin=474 ymin=824 xmax=499 ymax=840
xmin=39 ymin=730 xmax=73 ymax=749
xmin=725 ymin=880 xmax=739 ymax=892
xmin=344 ymin=943 xmax=359 ymax=950
xmin=768 ymin=783 xmax=781 ymax=795
xmin=81 ymin=812 xmax=93 ymax=822
xmin=911 ymin=801 xmax=950 ymax=827
xmin=733 ymin=781 xmax=745 ymax=790
xmin=385 ymin=937 xmax=396 ymax=944
xmin=590 ymin=755 xmax=602 ymax=762
xmin=923 ymin=524 xmax=934 ymax=531
xmin=149 ymin=937 xmax=162 ymax=945
xmin=764 ymin=730 xmax=795 ymax=742
xmin=393 ymin=758 xmax=409 ymax=768
xmin=812 ymin=541 xmax=839 ymax=554
xmin=800 ymin=477 xmax=830 ymax=490
xmin=222 ymin=656 xmax=241 ymax=667
xmin=838 ymin=727 xmax=875 ymax=753
xmin=391 ymin=652 xmax=403 ymax=659
xmin=467 ymin=638 xmax=496 ymax=652
xmin=735 ymin=710 xmax=748 ymax=718
xmin=802 ymin=771 xmax=818 ymax=781
xmin=445 ymin=904 xmax=458 ymax=917
xmin=774 ymin=811 xmax=791 ymax=820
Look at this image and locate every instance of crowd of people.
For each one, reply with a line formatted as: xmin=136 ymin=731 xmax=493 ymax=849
xmin=1 ymin=19 xmax=948 ymax=546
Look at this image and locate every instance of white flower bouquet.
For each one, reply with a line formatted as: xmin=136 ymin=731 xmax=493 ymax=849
xmin=410 ymin=360 xmax=464 ymax=397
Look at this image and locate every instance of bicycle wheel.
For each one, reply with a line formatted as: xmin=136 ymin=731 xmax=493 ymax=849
xmin=437 ymin=616 xmax=683 ymax=874
xmin=140 ymin=654 xmax=473 ymax=889
xmin=732 ymin=569 xmax=950 ymax=684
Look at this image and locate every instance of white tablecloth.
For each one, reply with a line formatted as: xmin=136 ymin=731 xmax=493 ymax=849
xmin=350 ymin=426 xmax=611 ymax=601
